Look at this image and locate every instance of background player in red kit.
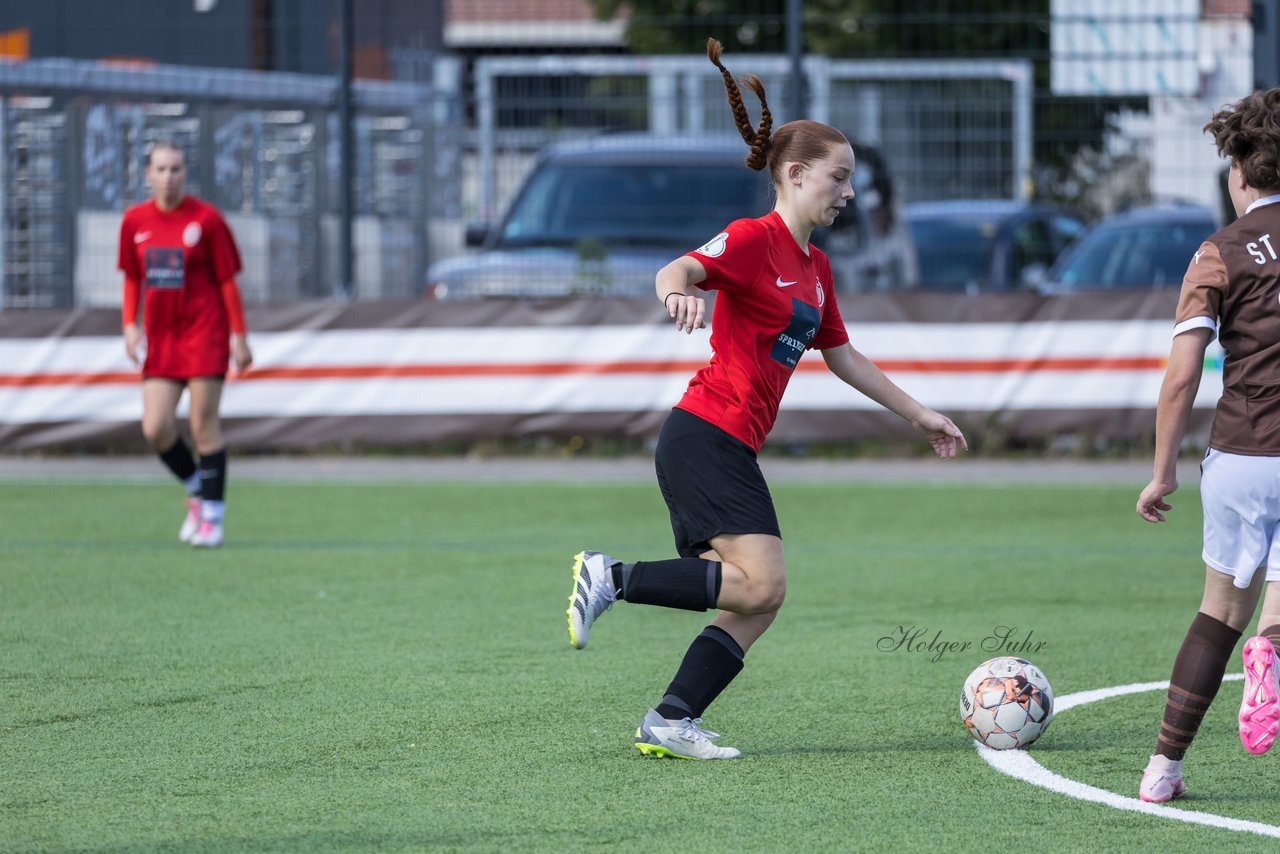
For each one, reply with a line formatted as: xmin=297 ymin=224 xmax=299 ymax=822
xmin=1137 ymin=89 xmax=1280 ymax=803
xmin=118 ymin=141 xmax=252 ymax=549
xmin=565 ymin=39 xmax=967 ymax=759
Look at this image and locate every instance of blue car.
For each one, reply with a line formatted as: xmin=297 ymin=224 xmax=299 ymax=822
xmin=905 ymin=199 xmax=1086 ymax=293
xmin=1037 ymin=203 xmax=1218 ymax=294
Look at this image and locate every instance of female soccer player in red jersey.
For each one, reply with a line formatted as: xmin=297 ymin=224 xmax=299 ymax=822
xmin=1137 ymin=89 xmax=1280 ymax=803
xmin=566 ymin=39 xmax=967 ymax=760
xmin=118 ymin=142 xmax=252 ymax=549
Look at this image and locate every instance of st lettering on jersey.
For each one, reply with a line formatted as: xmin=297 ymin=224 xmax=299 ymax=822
xmin=1246 ymin=232 xmax=1279 ymax=265
xmin=770 ymin=298 xmax=820 ymax=369
xmin=145 ymin=248 xmax=185 ymax=289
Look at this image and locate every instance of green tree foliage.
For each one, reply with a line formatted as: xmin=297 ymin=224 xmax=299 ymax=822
xmin=585 ymin=0 xmax=1049 ymax=60
xmin=587 ymin=1 xmax=1146 ymax=211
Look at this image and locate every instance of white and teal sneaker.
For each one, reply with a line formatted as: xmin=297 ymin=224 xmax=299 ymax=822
xmin=566 ymin=550 xmax=618 ymax=650
xmin=634 ymin=709 xmax=741 ymax=760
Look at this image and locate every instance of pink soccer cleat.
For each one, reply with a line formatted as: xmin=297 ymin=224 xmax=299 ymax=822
xmin=1239 ymin=635 xmax=1280 ymax=755
xmin=190 ymin=519 xmax=224 ymax=549
xmin=179 ymin=498 xmax=201 ymax=543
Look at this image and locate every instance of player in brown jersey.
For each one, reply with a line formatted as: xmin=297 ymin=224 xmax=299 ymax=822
xmin=1137 ymin=89 xmax=1280 ymax=803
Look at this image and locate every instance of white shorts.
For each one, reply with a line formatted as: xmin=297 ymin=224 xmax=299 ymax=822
xmin=1201 ymin=448 xmax=1280 ymax=589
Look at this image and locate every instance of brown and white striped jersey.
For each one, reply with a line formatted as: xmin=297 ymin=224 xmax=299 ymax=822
xmin=1175 ymin=195 xmax=1280 ymax=454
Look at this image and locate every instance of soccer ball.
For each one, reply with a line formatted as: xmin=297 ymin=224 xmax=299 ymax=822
xmin=960 ymin=657 xmax=1054 ymax=750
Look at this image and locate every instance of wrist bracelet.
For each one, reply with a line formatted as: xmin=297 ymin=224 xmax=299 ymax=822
xmin=663 ymin=292 xmax=680 ymax=308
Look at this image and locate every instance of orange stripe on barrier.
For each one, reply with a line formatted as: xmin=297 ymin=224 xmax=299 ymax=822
xmin=0 ymin=356 xmax=1167 ymax=388
xmin=0 ymin=371 xmax=141 ymax=387
xmin=848 ymin=356 xmax=1167 ymax=373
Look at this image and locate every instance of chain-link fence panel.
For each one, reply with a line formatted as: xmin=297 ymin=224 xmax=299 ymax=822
xmin=0 ymin=59 xmax=460 ymax=308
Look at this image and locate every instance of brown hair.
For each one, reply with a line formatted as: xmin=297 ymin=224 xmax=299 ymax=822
xmin=1204 ymin=88 xmax=1280 ymax=193
xmin=706 ymin=37 xmax=849 ymax=186
xmin=146 ymin=140 xmax=185 ymax=168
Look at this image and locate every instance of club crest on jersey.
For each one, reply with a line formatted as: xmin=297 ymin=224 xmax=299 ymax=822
xmin=816 ymin=278 xmax=824 ymax=306
xmin=695 ymin=232 xmax=728 ymax=258
xmin=183 ymin=222 xmax=202 ymax=247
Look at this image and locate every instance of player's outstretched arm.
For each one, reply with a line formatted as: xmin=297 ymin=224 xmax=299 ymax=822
xmin=1137 ymin=328 xmax=1211 ymax=523
xmin=821 ymin=342 xmax=967 ymax=458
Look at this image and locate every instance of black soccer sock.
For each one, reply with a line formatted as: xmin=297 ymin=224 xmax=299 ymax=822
xmin=616 ymin=559 xmax=721 ymax=611
xmin=1155 ymin=611 xmax=1242 ymax=760
xmin=198 ymin=447 xmax=228 ymax=503
xmin=655 ymin=625 xmax=746 ymax=720
xmin=158 ymin=437 xmax=198 ymax=488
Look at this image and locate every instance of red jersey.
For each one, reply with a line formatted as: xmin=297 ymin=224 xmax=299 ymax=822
xmin=676 ymin=211 xmax=850 ymax=452
xmin=118 ymin=197 xmax=242 ymax=379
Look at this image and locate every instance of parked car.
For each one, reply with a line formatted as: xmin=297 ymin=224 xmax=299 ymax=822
xmin=1036 ymin=202 xmax=1217 ymax=294
xmin=426 ymin=133 xmax=916 ymax=299
xmin=904 ymin=199 xmax=1086 ymax=293
xmin=812 ymin=140 xmax=918 ymax=292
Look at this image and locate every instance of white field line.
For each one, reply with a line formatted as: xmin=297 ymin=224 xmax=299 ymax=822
xmin=976 ymin=673 xmax=1280 ymax=840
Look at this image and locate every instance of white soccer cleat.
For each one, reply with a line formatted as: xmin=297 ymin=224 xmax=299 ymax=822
xmin=566 ymin=550 xmax=618 ymax=650
xmin=1139 ymin=754 xmax=1185 ymax=803
xmin=190 ymin=519 xmax=224 ymax=549
xmin=179 ymin=498 xmax=201 ymax=543
xmin=634 ymin=709 xmax=741 ymax=760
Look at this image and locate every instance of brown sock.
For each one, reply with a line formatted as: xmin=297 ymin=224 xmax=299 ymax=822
xmin=1155 ymin=611 xmax=1242 ymax=760
xmin=1261 ymin=623 xmax=1280 ymax=653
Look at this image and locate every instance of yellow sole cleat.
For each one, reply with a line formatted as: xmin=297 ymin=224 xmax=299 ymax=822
xmin=566 ymin=551 xmax=587 ymax=648
xmin=566 ymin=550 xmax=617 ymax=650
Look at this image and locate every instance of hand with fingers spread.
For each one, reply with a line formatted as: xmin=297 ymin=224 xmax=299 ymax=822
xmin=665 ymin=292 xmax=707 ymax=334
xmin=911 ymin=409 xmax=968 ymax=459
xmin=1137 ymin=479 xmax=1177 ymax=523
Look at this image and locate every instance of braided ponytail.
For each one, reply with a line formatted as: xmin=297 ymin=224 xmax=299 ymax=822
xmin=707 ymin=38 xmax=773 ymax=172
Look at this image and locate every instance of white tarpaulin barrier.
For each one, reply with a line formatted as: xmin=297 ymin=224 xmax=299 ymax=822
xmin=0 ymin=293 xmax=1220 ymax=450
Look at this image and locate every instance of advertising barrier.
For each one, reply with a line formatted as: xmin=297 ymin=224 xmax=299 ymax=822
xmin=0 ymin=292 xmax=1217 ymax=451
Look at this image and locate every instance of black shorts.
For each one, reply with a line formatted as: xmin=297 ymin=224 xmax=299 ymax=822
xmin=654 ymin=407 xmax=781 ymax=558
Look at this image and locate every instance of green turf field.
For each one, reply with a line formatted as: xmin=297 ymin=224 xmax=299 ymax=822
xmin=2 ymin=473 xmax=1277 ymax=852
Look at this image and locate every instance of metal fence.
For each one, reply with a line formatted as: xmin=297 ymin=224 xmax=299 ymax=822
xmin=471 ymin=54 xmax=1032 ymax=222
xmin=1 ymin=51 xmax=1032 ymax=308
xmin=0 ymin=2 xmax=1252 ymax=307
xmin=0 ymin=58 xmax=461 ymax=309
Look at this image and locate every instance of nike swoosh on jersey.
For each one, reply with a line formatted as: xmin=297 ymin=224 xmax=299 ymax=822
xmin=775 ymin=276 xmax=797 ymax=287
xmin=134 ymin=232 xmax=152 ymax=243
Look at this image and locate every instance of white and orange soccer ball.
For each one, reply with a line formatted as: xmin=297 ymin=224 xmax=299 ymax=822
xmin=960 ymin=657 xmax=1054 ymax=749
